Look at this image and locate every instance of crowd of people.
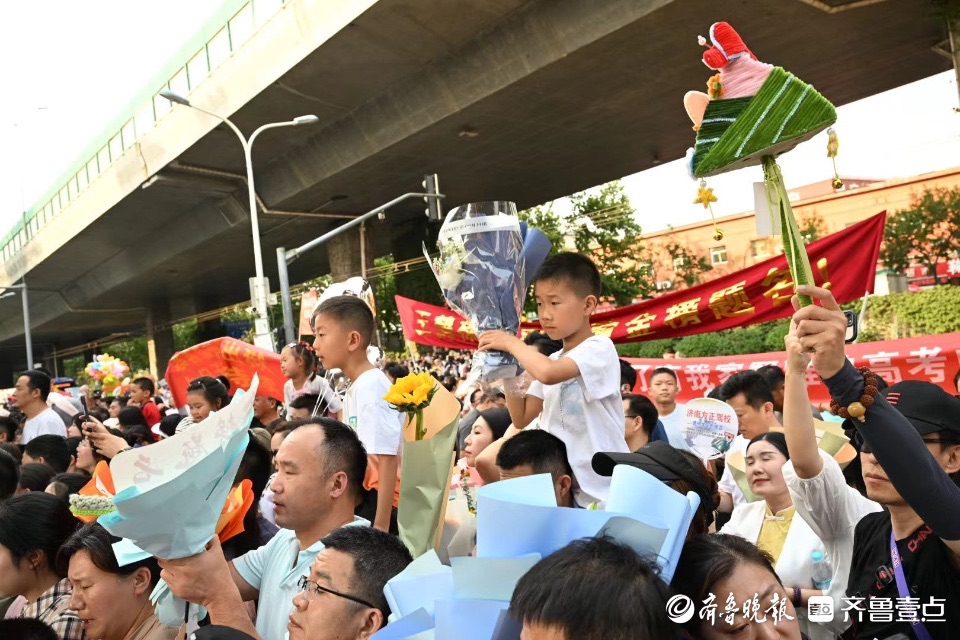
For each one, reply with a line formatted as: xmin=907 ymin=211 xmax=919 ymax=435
xmin=1 ymin=251 xmax=959 ymax=640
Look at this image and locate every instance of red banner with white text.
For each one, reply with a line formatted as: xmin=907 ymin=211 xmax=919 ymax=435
xmin=396 ymin=212 xmax=886 ymax=348
xmin=624 ymin=332 xmax=960 ymax=404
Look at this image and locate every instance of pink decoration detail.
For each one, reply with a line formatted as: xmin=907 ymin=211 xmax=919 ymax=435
xmin=717 ymin=56 xmax=774 ymax=99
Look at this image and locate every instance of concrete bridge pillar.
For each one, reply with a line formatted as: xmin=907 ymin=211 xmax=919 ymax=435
xmin=147 ymin=302 xmax=176 ymax=380
xmin=328 ymin=225 xmax=375 ymax=282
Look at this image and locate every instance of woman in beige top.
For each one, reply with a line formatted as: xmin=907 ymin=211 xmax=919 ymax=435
xmin=59 ymin=523 xmax=177 ymax=640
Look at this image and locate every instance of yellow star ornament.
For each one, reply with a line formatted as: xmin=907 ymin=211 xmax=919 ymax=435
xmin=694 ymin=185 xmax=718 ymax=209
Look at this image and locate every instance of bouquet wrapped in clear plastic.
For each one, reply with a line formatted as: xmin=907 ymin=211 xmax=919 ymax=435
xmin=426 ymin=202 xmax=551 ymax=383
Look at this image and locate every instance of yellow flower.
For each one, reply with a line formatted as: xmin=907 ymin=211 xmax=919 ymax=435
xmin=383 ymin=389 xmax=412 ymax=407
xmin=393 ymin=375 xmax=420 ymax=396
xmin=411 ymin=381 xmax=435 ymax=406
xmin=384 ymin=372 xmax=437 ymax=410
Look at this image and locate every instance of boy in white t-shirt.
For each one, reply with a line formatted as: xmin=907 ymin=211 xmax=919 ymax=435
xmin=312 ymin=295 xmax=403 ymax=533
xmin=478 ymin=252 xmax=629 ymax=507
xmin=649 ymin=367 xmax=688 ymax=451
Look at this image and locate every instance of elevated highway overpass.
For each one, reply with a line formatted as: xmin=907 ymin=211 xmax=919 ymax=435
xmin=0 ymin=0 xmax=952 ymax=380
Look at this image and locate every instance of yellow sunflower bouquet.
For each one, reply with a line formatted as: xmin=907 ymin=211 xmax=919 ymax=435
xmin=384 ymin=372 xmax=439 ymax=441
xmin=383 ymin=371 xmax=461 ymax=557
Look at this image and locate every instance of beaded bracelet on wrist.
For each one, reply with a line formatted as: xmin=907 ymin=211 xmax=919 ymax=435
xmin=828 ymin=367 xmax=878 ymax=423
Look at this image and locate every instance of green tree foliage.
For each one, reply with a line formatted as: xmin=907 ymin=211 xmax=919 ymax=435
xmin=173 ymin=320 xmax=199 ymax=351
xmin=858 ymin=286 xmax=960 ymax=341
xmin=798 ymin=214 xmax=828 ymax=243
xmin=664 ymin=242 xmax=714 ymax=288
xmin=371 ymin=256 xmax=401 ymax=346
xmin=394 ymin=267 xmax=444 ymax=307
xmin=570 ymin=182 xmax=649 ymax=305
xmin=615 ymin=320 xmax=787 ymax=359
xmin=880 ymin=187 xmax=960 ymax=285
xmin=518 ymin=204 xmax=565 ymax=316
xmin=101 ymin=337 xmax=149 ymax=373
xmin=518 ymin=204 xmax=566 ymax=256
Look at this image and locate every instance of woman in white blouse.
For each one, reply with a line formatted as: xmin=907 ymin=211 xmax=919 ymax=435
xmin=719 ymin=432 xmax=843 ymax=640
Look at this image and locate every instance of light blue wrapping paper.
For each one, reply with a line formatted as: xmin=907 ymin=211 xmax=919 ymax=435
xmin=98 ymin=376 xmax=259 ymax=625
xmin=373 ymin=464 xmax=699 ymax=638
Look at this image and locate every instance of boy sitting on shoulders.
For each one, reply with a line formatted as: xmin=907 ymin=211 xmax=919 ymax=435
xmin=479 ymin=252 xmax=629 ymax=507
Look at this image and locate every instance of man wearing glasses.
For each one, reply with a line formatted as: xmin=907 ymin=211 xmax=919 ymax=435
xmin=161 ymin=419 xmax=373 ymax=640
xmin=164 ymin=527 xmax=411 ymax=640
xmin=288 ymin=527 xmax=412 ymax=639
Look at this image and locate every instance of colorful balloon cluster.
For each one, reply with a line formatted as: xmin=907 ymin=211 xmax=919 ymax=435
xmin=85 ymin=354 xmax=130 ymax=393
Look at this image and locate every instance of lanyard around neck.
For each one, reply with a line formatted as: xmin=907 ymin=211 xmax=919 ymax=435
xmin=889 ymin=531 xmax=933 ymax=640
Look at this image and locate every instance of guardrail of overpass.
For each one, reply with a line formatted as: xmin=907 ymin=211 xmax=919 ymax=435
xmin=0 ymin=0 xmax=289 ymax=267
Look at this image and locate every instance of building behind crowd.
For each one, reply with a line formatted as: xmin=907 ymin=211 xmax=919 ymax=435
xmin=634 ymin=165 xmax=960 ymax=298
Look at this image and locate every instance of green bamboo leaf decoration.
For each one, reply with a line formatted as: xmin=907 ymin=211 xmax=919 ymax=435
xmin=762 ymin=156 xmax=814 ymax=307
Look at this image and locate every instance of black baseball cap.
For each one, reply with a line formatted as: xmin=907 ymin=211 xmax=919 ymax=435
xmin=592 ymin=441 xmax=715 ymax=526
xmin=883 ymin=380 xmax=960 ymax=436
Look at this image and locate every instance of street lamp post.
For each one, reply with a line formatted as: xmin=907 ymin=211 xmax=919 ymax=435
xmin=0 ymin=280 xmax=33 ymax=369
xmin=160 ymin=90 xmax=318 ymax=352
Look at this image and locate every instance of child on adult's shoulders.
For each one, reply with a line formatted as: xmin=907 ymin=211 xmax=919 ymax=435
xmin=478 ymin=252 xmax=629 ymax=507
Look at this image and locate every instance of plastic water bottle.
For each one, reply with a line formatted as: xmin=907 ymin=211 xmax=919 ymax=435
xmin=811 ymin=550 xmax=832 ymax=590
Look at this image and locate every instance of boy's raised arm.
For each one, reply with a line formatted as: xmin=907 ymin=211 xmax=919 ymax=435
xmin=504 ymin=386 xmax=543 ymax=431
xmin=478 ymin=330 xmax=580 ymax=386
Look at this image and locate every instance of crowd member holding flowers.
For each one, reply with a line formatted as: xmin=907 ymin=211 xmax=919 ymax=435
xmin=159 ymin=527 xmax=411 ymax=640
xmin=59 ymin=523 xmax=176 ymax=640
xmin=161 ymin=419 xmax=370 ymax=640
xmin=478 ymin=253 xmax=629 ymax=507
xmin=312 ymin=296 xmax=403 ymax=533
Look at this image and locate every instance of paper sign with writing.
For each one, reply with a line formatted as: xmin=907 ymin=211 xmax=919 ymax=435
xmin=681 ymin=397 xmax=739 ymax=460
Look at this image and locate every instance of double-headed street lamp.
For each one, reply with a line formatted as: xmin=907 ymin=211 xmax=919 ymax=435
xmin=0 ymin=280 xmax=33 ymax=369
xmin=159 ymin=90 xmax=319 ymax=352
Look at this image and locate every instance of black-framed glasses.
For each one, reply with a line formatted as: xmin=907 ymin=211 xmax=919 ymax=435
xmin=624 ymin=414 xmax=640 ymax=420
xmin=297 ymin=575 xmax=376 ymax=609
xmin=853 ymin=431 xmax=946 ymax=453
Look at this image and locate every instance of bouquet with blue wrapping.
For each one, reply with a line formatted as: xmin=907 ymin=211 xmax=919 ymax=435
xmin=97 ymin=375 xmax=258 ymax=626
xmin=425 ymin=201 xmax=551 ymax=383
xmin=372 ymin=466 xmax=700 ymax=639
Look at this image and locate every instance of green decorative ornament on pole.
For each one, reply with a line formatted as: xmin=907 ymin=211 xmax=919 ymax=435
xmin=682 ymin=20 xmax=839 ymax=309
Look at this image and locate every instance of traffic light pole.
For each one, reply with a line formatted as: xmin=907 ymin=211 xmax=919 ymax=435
xmin=276 ymin=176 xmax=443 ymax=344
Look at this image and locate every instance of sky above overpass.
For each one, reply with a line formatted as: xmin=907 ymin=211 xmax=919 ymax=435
xmin=1 ymin=1 xmax=958 ymax=242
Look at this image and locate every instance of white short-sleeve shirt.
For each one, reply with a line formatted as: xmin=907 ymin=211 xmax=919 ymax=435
xmin=21 ymin=408 xmax=68 ymax=444
xmin=658 ymin=403 xmax=689 ymax=451
xmin=233 ymin=518 xmax=368 ymax=640
xmin=283 ymin=375 xmax=342 ymax=415
xmin=718 ymin=434 xmax=749 ymax=507
xmin=342 ymin=369 xmax=404 ymax=457
xmin=528 ymin=335 xmax=629 ymax=507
